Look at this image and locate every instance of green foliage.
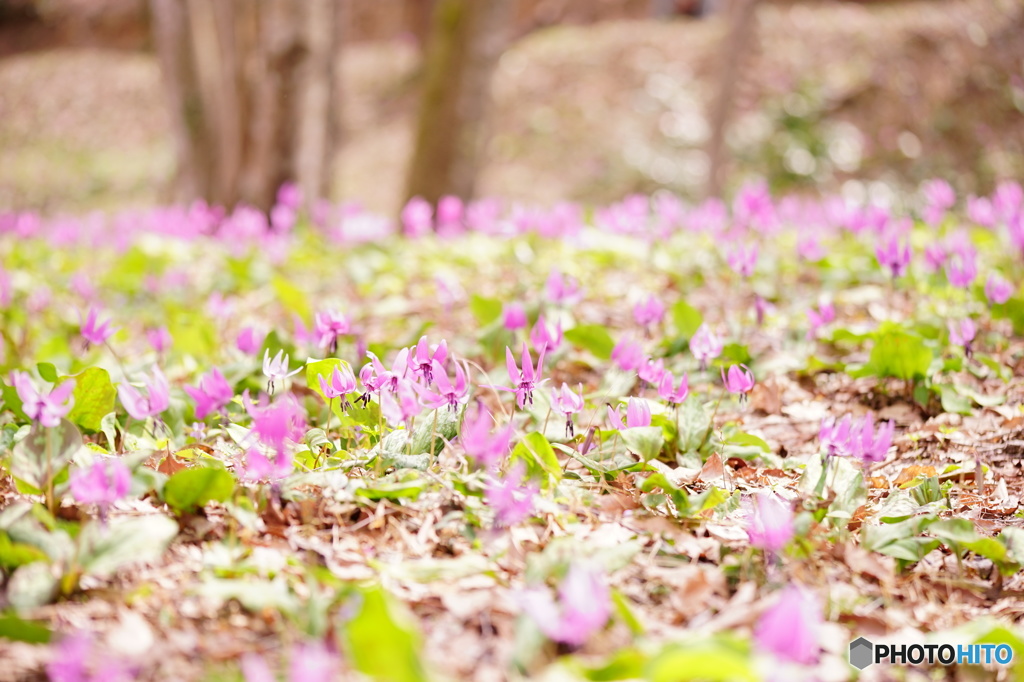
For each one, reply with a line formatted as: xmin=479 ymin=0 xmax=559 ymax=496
xmin=853 ymin=322 xmax=933 ymax=381
xmin=344 ymin=586 xmax=426 ymax=682
xmin=670 ymin=300 xmax=703 ymax=339
xmin=563 ymin=324 xmax=616 ymax=360
xmin=163 ymin=466 xmax=236 ymax=514
xmin=62 ymin=367 xmax=116 ymax=432
xmin=510 ymin=432 xmax=561 ymax=486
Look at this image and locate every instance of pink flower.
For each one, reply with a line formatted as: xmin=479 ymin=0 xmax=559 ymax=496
xmin=502 ymin=302 xmax=528 ymax=331
xmin=519 ymin=563 xmax=611 ymax=648
xmin=607 ymin=397 xmax=651 ymax=430
xmin=244 ymin=392 xmax=306 ymax=454
xmin=262 ymin=350 xmax=301 ymax=394
xmin=411 ymin=335 xmax=448 ymax=383
xmin=944 ymin=250 xmax=977 ymax=288
xmin=276 ymin=181 xmax=302 ymax=210
xmin=496 ymin=343 xmax=546 ymax=409
xmin=529 ymin=315 xmax=562 ymax=354
xmin=921 ymin=178 xmax=955 ymax=226
xmin=460 ymin=404 xmax=513 ymax=469
xmin=637 ymin=357 xmax=666 ymax=386
xmin=242 ymin=446 xmax=294 ymax=482
xmin=413 ymin=360 xmax=469 ymax=412
xmin=10 ymin=371 xmax=75 ymax=427
xmin=361 ymin=348 xmax=411 ymax=395
xmin=485 ymin=463 xmax=538 ymax=526
xmin=70 ymin=459 xmax=131 ymax=508
xmin=318 ymin=364 xmax=356 ymax=407
xmin=436 ymin=195 xmax=464 ymax=235
xmin=81 ymin=307 xmax=118 ymax=347
xmin=856 ymin=412 xmax=894 ymax=464
xmin=633 ymin=294 xmax=665 ymax=328
xmin=754 ymin=585 xmax=823 ymax=665
xmin=401 ymin=196 xmax=433 ymax=237
xmin=658 ymin=372 xmax=689 ymax=405
xmin=146 ymin=326 xmax=172 ymax=354
xmin=922 ymin=243 xmax=947 ymax=273
xmin=820 ymin=413 xmax=894 ymax=464
xmin=47 ymin=633 xmax=135 ymax=682
xmin=806 ymin=298 xmax=835 ymax=339
xmin=379 ymin=378 xmax=420 ymax=427
xmin=726 ymin=244 xmax=758 ymax=278
xmin=948 ymin=318 xmax=976 ymax=357
xmin=967 ymin=195 xmax=996 ymax=227
xmin=184 ymin=368 xmax=233 ymax=420
xmin=722 ymin=364 xmax=755 ymax=398
xmin=118 ymin=367 xmax=170 ymax=420
xmin=551 ymin=382 xmax=584 ymax=437
xmin=236 ymin=326 xmax=265 ymax=355
xmin=985 ymin=273 xmax=1013 ymax=305
xmin=690 ymin=324 xmax=722 ymax=367
xmin=611 ymin=337 xmax=644 ymax=372
xmin=313 ymin=310 xmax=350 ymax=353
xmin=746 ymin=493 xmax=794 ymax=554
xmin=875 ymin=233 xmax=911 ymax=278
xmin=546 ymin=270 xmax=582 ymax=306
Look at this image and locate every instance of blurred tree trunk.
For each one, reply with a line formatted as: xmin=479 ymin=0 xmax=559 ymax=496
xmin=150 ymin=0 xmax=340 ymax=210
xmin=705 ymin=0 xmax=758 ymax=198
xmin=405 ymin=0 xmax=510 ymax=206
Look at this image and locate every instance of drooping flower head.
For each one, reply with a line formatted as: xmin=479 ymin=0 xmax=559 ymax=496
xmin=118 ymin=367 xmax=170 ymax=421
xmin=658 ymin=371 xmax=689 ymax=405
xmin=502 ymin=302 xmax=528 ymax=331
xmin=10 ymin=371 xmax=75 ymax=427
xmin=313 ymin=310 xmax=350 ymax=355
xmin=243 ymin=392 xmax=306 ymax=455
xmin=519 ymin=563 xmax=612 ymax=648
xmin=185 ymin=367 xmax=233 ymax=420
xmin=70 ymin=459 xmax=131 ymax=511
xmin=80 ymin=307 xmax=118 ymax=347
xmin=690 ymin=324 xmax=723 ymax=368
xmin=875 ymin=233 xmax=911 ymax=278
xmin=318 ymin=364 xmax=356 ymax=412
xmin=498 ymin=343 xmax=546 ymax=409
xmin=413 ymin=360 xmax=470 ymax=412
xmin=546 ymin=269 xmax=582 ymax=306
xmin=460 ymin=403 xmax=513 ymax=469
xmin=262 ymin=350 xmax=301 ymax=395
xmin=637 ymin=357 xmax=666 ymax=386
xmin=551 ymin=382 xmax=584 ymax=437
xmin=411 ymin=335 xmax=448 ymax=384
xmin=529 ymin=315 xmax=563 ymax=354
xmin=948 ymin=318 xmax=977 ymax=357
xmin=985 ymin=273 xmax=1013 ymax=305
xmin=611 ymin=337 xmax=644 ymax=372
xmin=607 ymin=397 xmax=652 ymax=430
xmin=727 ymin=244 xmax=758 ymax=278
xmin=633 ymin=294 xmax=666 ymax=328
xmin=236 ymin=326 xmax=265 ymax=355
xmin=146 ymin=326 xmax=172 ymax=355
xmin=722 ymin=364 xmax=755 ymax=399
xmin=754 ymin=585 xmax=823 ymax=665
xmin=485 ymin=463 xmax=538 ymax=527
xmin=745 ymin=492 xmax=794 ymax=555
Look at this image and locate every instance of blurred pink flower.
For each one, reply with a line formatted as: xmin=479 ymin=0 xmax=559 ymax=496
xmin=185 ymin=367 xmax=233 ymax=420
xmin=746 ymin=492 xmax=794 ymax=554
xmin=236 ymin=326 xmax=265 ymax=355
xmin=633 ymin=294 xmax=665 ymax=328
xmin=722 ymin=364 xmax=755 ymax=398
xmin=658 ymin=371 xmax=689 ymax=405
xmin=519 ymin=563 xmax=612 ymax=648
xmin=690 ymin=324 xmax=722 ymax=367
xmin=10 ymin=371 xmax=74 ymax=427
xmin=81 ymin=307 xmax=118 ymax=347
xmin=485 ymin=463 xmax=538 ymax=526
xmin=460 ymin=404 xmax=513 ymax=469
xmin=754 ymin=585 xmax=823 ymax=665
xmin=502 ymin=302 xmax=528 ymax=331
xmin=985 ymin=273 xmax=1013 ymax=305
xmin=118 ymin=367 xmax=170 ymax=420
xmin=70 ymin=459 xmax=131 ymax=510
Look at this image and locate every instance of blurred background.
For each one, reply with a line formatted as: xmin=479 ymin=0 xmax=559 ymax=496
xmin=0 ymin=0 xmax=1021 ymax=215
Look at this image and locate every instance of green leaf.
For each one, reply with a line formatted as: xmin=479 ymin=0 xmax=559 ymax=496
xmin=563 ymin=325 xmax=616 ymax=360
xmin=0 ymin=376 xmax=29 ymax=422
xmin=510 ymin=432 xmax=562 ymax=485
xmin=0 ymin=612 xmax=52 ymax=643
xmin=0 ymin=532 xmax=48 ymax=570
xmin=856 ymin=323 xmax=933 ymax=381
xmin=163 ymin=467 xmax=236 ymax=514
xmin=469 ymin=294 xmax=503 ymax=326
xmin=676 ymin=398 xmax=711 ymax=455
xmin=345 ymin=585 xmax=426 ymax=682
xmin=355 ymin=471 xmax=427 ymax=501
xmin=670 ymin=301 xmax=703 ymax=339
xmin=36 ymin=363 xmax=58 ymax=384
xmin=620 ymin=427 xmax=665 ymax=462
xmin=647 ymin=640 xmax=756 ymax=682
xmin=272 ymin=275 xmax=312 ymax=324
xmin=929 ymin=518 xmax=979 ymax=544
xmin=78 ymin=515 xmax=178 ymax=578
xmin=62 ymin=367 xmax=116 ymax=432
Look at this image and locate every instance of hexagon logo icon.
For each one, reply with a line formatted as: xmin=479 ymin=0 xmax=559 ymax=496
xmin=849 ymin=637 xmax=874 ymax=670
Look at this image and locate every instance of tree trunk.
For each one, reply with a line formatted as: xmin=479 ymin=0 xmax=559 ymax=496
xmin=150 ymin=0 xmax=341 ymax=210
xmin=704 ymin=0 xmax=758 ymax=198
xmin=404 ymin=0 xmax=510 ymax=207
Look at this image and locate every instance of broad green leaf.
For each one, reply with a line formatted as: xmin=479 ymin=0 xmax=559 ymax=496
xmin=928 ymin=518 xmax=978 ymax=544
xmin=36 ymin=363 xmax=58 ymax=384
xmin=647 ymin=640 xmax=756 ymax=682
xmin=0 ymin=612 xmax=52 ymax=643
xmin=469 ymin=294 xmax=503 ymax=326
xmin=563 ymin=325 xmax=616 ymax=360
xmin=272 ymin=275 xmax=312 ymax=324
xmin=355 ymin=471 xmax=426 ymax=501
xmin=163 ymin=467 xmax=236 ymax=514
xmin=510 ymin=432 xmax=562 ymax=485
xmin=10 ymin=420 xmax=82 ymax=494
xmin=856 ymin=323 xmax=933 ymax=381
xmin=305 ymin=358 xmax=349 ymax=403
xmin=0 ymin=532 xmax=48 ymax=570
xmin=670 ymin=300 xmax=703 ymax=339
xmin=345 ymin=586 xmax=426 ymax=682
xmin=620 ymin=426 xmax=664 ymax=462
xmin=676 ymin=398 xmax=711 ymax=455
xmin=61 ymin=367 xmax=116 ymax=432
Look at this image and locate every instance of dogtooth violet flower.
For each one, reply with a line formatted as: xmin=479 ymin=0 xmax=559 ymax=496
xmin=690 ymin=324 xmax=722 ymax=367
xmin=243 ymin=392 xmax=306 ymax=454
xmin=460 ymin=404 xmax=513 ymax=468
xmin=551 ymin=382 xmax=584 ymax=437
xmin=146 ymin=326 xmax=172 ymax=354
xmin=380 ymin=378 xmax=421 ymax=428
xmin=413 ymin=360 xmax=470 ymax=412
xmin=611 ymin=337 xmax=644 ymax=372
xmin=242 ymin=640 xmax=340 ymax=682
xmin=985 ymin=273 xmax=1013 ymax=305
xmin=10 ymin=371 xmax=75 ymax=427
xmin=313 ymin=310 xmax=350 ymax=354
xmin=633 ymin=294 xmax=666 ymax=328
xmin=727 ymin=244 xmax=758 ymax=278
xmin=638 ymin=357 xmax=666 ymax=386
xmin=236 ymin=326 xmax=264 ymax=355
xmin=502 ymin=302 xmax=528 ymax=331
xmin=411 ymin=335 xmax=448 ymax=383
xmin=529 ymin=314 xmax=563 ymax=354
xmin=722 ymin=364 xmax=755 ymax=399
xmin=118 ymin=367 xmax=170 ymax=421
xmin=262 ymin=350 xmax=301 ymax=395
xmin=948 ymin=318 xmax=977 ymax=357
xmin=819 ymin=413 xmax=894 ymax=464
xmin=496 ymin=343 xmax=546 ymax=408
xmin=318 ymin=364 xmax=356 ymax=411
xmin=875 ymin=233 xmax=911 ymax=278
xmin=80 ymin=307 xmax=118 ymax=347
xmin=185 ymin=367 xmax=234 ymax=420
xmin=658 ymin=371 xmax=689 ymax=405
xmin=607 ymin=397 xmax=652 ymax=430
xmin=754 ymin=585 xmax=823 ymax=665
xmin=70 ymin=459 xmax=131 ymax=518
xmin=519 ymin=563 xmax=612 ymax=648
xmin=485 ymin=463 xmax=538 ymax=526
xmin=745 ymin=492 xmax=794 ymax=555
xmin=546 ymin=269 xmax=582 ymax=306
